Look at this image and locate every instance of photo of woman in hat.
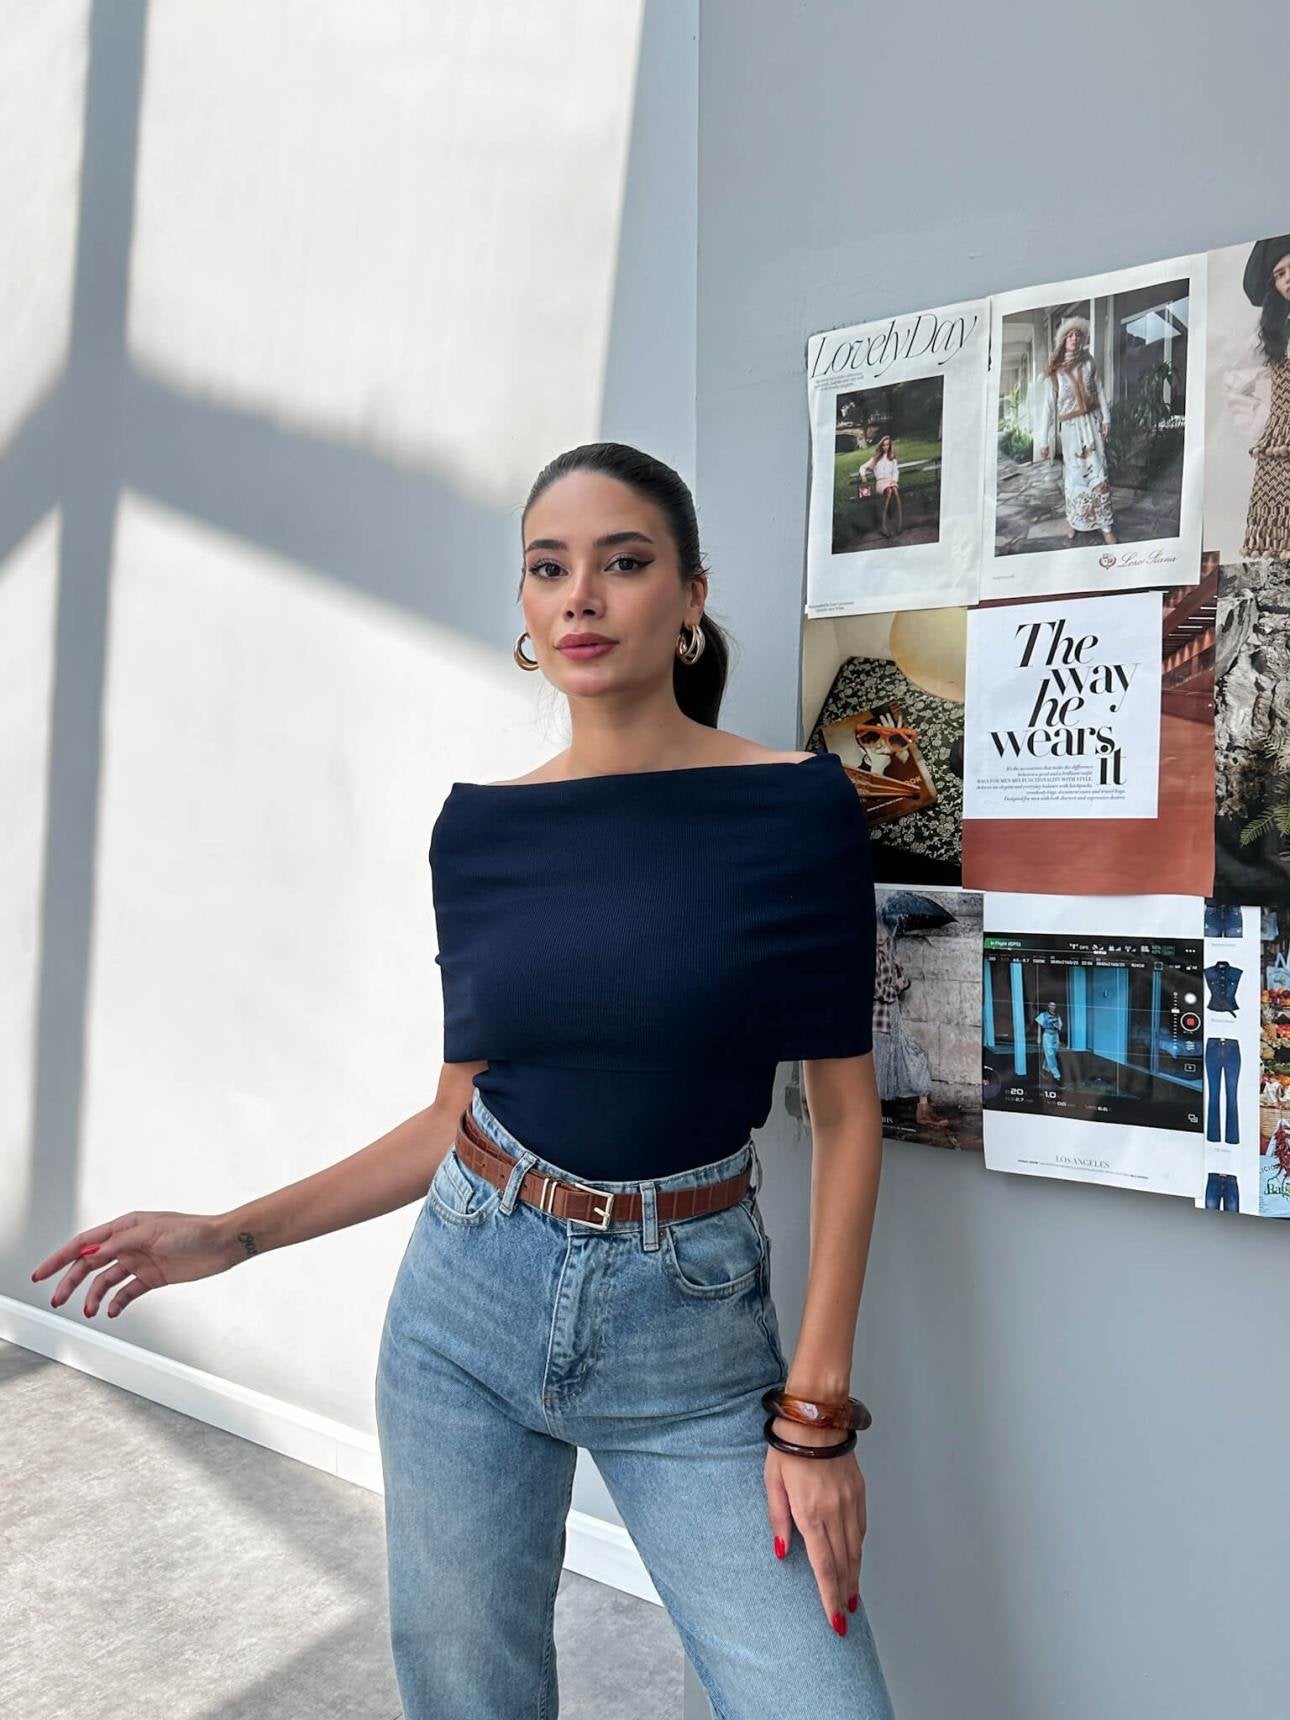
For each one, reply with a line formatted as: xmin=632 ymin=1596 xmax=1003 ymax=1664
xmin=1036 ymin=315 xmax=1118 ymax=545
xmin=1222 ymin=235 xmax=1290 ymax=559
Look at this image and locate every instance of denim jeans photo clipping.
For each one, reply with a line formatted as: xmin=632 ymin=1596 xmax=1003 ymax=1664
xmin=1204 ymin=1037 xmax=1242 ymax=1145
xmin=1203 ymin=898 xmax=1243 ymax=941
xmin=1205 ymin=1171 xmax=1241 ymax=1211
xmin=374 ymin=1088 xmax=895 ymax=1720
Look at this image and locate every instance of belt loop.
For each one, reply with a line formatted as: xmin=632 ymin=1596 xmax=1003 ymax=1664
xmin=639 ymin=1180 xmax=660 ymax=1252
xmin=500 ymin=1150 xmax=536 ymax=1215
xmin=748 ymin=1137 xmax=763 ymax=1199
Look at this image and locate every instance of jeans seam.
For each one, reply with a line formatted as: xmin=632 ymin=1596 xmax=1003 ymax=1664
xmin=756 ymin=1263 xmax=786 ymax=1381
xmin=535 ymin=1455 xmax=575 ymax=1720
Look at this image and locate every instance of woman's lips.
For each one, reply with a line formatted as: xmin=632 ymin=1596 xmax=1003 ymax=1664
xmin=557 ymin=640 xmax=617 ymax=659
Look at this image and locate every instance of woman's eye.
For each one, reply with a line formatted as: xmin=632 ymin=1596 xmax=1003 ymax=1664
xmin=526 ymin=556 xmax=648 ymax=578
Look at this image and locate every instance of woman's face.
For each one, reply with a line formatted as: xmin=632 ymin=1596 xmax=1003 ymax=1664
xmin=1273 ymin=252 xmax=1290 ymax=303
xmin=1063 ymin=327 xmax=1083 ymax=358
xmin=520 ymin=470 xmax=703 ymax=693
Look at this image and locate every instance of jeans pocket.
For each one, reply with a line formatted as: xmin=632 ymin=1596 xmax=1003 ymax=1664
xmin=660 ymin=1195 xmax=766 ymax=1299
xmin=426 ymin=1143 xmax=503 ymax=1227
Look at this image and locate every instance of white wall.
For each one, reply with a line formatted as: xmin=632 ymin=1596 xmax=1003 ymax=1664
xmin=696 ymin=4 xmax=1289 ymax=1717
xmin=3 ymin=0 xmax=697 ymax=1547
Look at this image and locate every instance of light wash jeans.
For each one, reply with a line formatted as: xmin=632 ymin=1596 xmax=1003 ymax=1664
xmin=375 ymin=1087 xmax=894 ymax=1719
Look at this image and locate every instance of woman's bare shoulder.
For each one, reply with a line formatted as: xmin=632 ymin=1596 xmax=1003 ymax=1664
xmin=485 ymin=737 xmax=813 ymax=783
xmin=697 ymin=734 xmax=814 ymax=767
xmin=485 ymin=756 xmax=569 ymax=787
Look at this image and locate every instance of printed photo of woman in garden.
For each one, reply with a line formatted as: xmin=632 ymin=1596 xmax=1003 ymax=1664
xmin=1036 ymin=316 xmax=1117 ymax=545
xmin=830 ymin=377 xmax=944 ymax=555
xmin=988 ymin=265 xmax=1198 ymax=583
xmin=857 ymin=435 xmax=903 ymax=538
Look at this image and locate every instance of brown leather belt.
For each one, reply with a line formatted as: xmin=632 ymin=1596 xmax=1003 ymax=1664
xmin=453 ymin=1105 xmax=751 ymax=1230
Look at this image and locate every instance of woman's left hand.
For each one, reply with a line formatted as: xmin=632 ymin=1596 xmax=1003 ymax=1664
xmin=764 ymin=1419 xmax=865 ymax=1635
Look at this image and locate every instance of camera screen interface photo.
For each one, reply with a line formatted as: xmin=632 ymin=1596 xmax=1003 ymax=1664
xmin=982 ymin=931 xmax=1204 ymax=1133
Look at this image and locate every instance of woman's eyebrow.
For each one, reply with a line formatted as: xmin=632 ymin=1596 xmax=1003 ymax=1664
xmin=524 ymin=531 xmax=656 ymax=553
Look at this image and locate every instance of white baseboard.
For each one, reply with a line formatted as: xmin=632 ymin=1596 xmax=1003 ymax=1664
xmin=0 ymin=1294 xmax=662 ymax=1607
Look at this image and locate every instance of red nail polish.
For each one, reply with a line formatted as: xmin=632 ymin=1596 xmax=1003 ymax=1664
xmin=78 ymin=1245 xmax=100 ymax=1258
xmin=773 ymin=1535 xmax=786 ymax=1559
xmin=847 ymin=1593 xmax=858 ymax=1612
xmin=832 ymin=1611 xmax=846 ymax=1636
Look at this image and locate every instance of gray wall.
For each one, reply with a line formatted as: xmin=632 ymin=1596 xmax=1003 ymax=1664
xmin=696 ymin=4 xmax=1287 ymax=1717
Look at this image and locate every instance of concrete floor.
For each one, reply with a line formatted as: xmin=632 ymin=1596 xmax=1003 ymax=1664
xmin=0 ymin=1339 xmax=684 ymax=1718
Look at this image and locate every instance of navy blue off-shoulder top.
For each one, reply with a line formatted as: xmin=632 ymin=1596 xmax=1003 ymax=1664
xmin=427 ymin=751 xmax=876 ymax=1180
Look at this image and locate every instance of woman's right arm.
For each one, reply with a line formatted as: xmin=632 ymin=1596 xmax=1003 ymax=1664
xmin=32 ymin=1061 xmax=486 ymax=1317
xmin=212 ymin=1060 xmax=483 ymax=1261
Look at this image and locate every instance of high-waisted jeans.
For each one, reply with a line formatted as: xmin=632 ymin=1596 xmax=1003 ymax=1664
xmin=1205 ymin=1037 xmax=1241 ymax=1144
xmin=374 ymin=1088 xmax=894 ymax=1719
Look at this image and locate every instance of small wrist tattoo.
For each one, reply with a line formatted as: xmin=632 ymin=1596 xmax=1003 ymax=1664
xmin=236 ymin=1231 xmax=259 ymax=1259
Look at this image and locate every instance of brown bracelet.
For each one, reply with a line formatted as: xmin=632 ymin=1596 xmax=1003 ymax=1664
xmin=763 ymin=1417 xmax=858 ymax=1459
xmin=761 ymin=1387 xmax=873 ymax=1432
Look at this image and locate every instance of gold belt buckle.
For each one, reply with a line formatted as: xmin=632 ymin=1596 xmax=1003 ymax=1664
xmin=539 ymin=1174 xmax=616 ymax=1230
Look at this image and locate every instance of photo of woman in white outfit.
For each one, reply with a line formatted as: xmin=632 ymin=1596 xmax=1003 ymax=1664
xmin=857 ymin=435 xmax=903 ymax=537
xmin=1037 ymin=315 xmax=1118 ymax=544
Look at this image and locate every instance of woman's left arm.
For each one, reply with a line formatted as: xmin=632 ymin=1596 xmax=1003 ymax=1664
xmin=762 ymin=1051 xmax=883 ymax=1632
xmin=787 ymin=1051 xmax=882 ymax=1405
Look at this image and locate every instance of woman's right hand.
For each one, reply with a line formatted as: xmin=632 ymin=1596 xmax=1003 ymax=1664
xmin=31 ymin=1210 xmax=242 ymax=1321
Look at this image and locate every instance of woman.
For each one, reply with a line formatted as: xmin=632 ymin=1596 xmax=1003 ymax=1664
xmin=872 ymin=920 xmax=950 ymax=1130
xmin=1222 ymin=234 xmax=1290 ymax=559
xmin=1035 ymin=1001 xmax=1064 ymax=1084
xmin=30 ymin=444 xmax=893 ymax=1719
xmin=1037 ymin=315 xmax=1118 ymax=544
xmin=858 ymin=434 xmax=902 ymax=536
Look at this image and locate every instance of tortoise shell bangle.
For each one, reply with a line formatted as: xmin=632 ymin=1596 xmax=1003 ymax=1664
xmin=763 ymin=1417 xmax=858 ymax=1458
xmin=761 ymin=1387 xmax=873 ymax=1432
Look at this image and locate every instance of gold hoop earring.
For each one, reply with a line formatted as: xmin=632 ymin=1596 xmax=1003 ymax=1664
xmin=513 ymin=630 xmax=540 ymax=671
xmin=676 ymin=620 xmax=706 ymax=666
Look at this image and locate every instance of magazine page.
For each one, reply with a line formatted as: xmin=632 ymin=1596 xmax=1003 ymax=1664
xmin=805 ymin=299 xmax=988 ymax=617
xmin=981 ymin=893 xmax=1205 ymax=1197
xmin=961 ymin=585 xmax=1215 ymax=896
xmin=802 ymin=606 xmax=966 ymax=884
xmin=1187 ymin=900 xmax=1263 ymax=1217
xmin=981 ymin=255 xmax=1206 ymax=600
xmin=1202 ymin=233 xmax=1290 ymax=563
xmin=1212 ymin=558 xmax=1290 ymax=905
xmin=873 ymin=886 xmax=983 ymax=1152
xmin=1258 ymin=907 xmax=1290 ymax=1218
xmin=964 ymin=590 xmax=1161 ymax=820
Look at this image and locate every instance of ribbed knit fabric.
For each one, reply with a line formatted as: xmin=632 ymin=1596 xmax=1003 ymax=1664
xmin=428 ymin=751 xmax=877 ymax=1179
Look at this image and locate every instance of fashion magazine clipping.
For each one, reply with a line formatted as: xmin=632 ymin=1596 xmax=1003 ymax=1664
xmin=806 ymin=298 xmax=989 ymax=616
xmin=801 ymin=226 xmax=1290 ymax=1221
